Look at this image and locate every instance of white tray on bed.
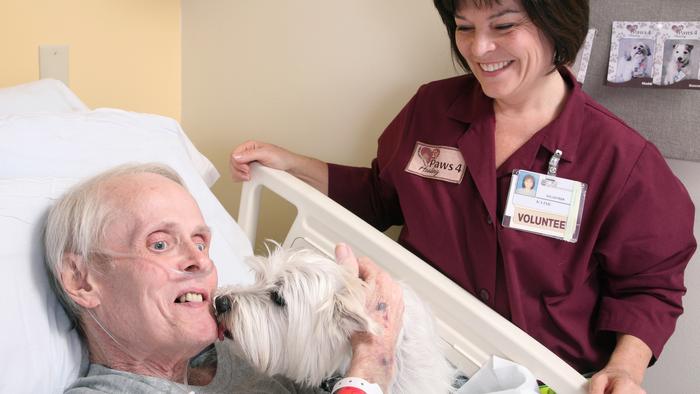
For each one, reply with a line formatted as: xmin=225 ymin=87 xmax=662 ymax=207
xmin=238 ymin=163 xmax=587 ymax=394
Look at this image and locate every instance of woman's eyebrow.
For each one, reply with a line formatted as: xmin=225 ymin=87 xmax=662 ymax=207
xmin=489 ymin=9 xmax=521 ymax=20
xmin=454 ymin=8 xmax=521 ymax=21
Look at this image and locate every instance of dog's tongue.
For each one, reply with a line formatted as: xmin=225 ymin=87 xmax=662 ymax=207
xmin=217 ymin=324 xmax=225 ymax=341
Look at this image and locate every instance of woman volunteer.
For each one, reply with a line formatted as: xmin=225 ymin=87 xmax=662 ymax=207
xmin=229 ymin=1 xmax=696 ymax=392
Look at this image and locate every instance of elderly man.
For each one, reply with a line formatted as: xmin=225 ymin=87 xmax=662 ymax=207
xmin=44 ymin=163 xmax=404 ymax=393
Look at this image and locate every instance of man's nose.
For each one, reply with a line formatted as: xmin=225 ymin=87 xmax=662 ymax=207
xmin=180 ymin=242 xmax=212 ymax=272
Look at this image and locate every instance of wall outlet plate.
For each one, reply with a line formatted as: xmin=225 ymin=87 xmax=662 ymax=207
xmin=39 ymin=45 xmax=69 ymax=85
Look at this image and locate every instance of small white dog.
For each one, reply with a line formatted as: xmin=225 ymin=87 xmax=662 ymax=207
xmin=664 ymin=43 xmax=694 ymax=85
xmin=615 ymin=42 xmax=652 ymax=82
xmin=214 ymin=246 xmax=456 ymax=393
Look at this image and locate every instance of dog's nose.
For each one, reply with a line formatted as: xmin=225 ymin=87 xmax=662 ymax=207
xmin=214 ymin=296 xmax=231 ymax=315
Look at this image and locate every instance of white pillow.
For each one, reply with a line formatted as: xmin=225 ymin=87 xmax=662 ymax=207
xmin=0 ymin=78 xmax=89 ymax=114
xmin=0 ymin=79 xmax=220 ymax=187
xmin=0 ymin=109 xmax=254 ymax=393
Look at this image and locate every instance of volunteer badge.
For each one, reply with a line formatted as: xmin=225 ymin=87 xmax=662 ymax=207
xmin=405 ymin=142 xmax=466 ymax=184
xmin=503 ymin=169 xmax=587 ymax=242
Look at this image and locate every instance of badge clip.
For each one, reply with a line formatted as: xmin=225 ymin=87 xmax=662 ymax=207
xmin=547 ymin=149 xmax=563 ymax=176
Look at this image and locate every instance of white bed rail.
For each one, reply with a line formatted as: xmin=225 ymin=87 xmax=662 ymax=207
xmin=238 ymin=163 xmax=587 ymax=394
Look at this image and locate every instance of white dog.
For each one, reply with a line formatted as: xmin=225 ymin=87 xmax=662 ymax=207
xmin=615 ymin=42 xmax=652 ymax=82
xmin=664 ymin=43 xmax=694 ymax=85
xmin=214 ymin=246 xmax=456 ymax=394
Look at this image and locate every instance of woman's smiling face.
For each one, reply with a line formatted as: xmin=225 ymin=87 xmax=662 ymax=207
xmin=454 ymin=0 xmax=556 ymax=102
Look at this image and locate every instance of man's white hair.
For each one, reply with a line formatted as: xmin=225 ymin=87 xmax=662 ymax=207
xmin=43 ymin=163 xmax=185 ymax=326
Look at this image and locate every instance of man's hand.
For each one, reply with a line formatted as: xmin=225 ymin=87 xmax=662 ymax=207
xmin=335 ymin=244 xmax=404 ymax=392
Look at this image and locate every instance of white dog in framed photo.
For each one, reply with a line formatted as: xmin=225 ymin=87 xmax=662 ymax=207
xmin=615 ymin=41 xmax=653 ymax=82
xmin=214 ymin=244 xmax=456 ymax=394
xmin=663 ymin=43 xmax=695 ymax=85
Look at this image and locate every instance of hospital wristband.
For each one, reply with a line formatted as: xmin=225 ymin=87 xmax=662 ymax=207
xmin=331 ymin=377 xmax=383 ymax=394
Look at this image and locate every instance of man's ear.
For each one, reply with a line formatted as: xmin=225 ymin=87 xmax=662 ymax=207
xmin=60 ymin=253 xmax=101 ymax=309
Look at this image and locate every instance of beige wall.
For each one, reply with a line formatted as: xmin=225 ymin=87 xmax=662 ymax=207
xmin=181 ymin=0 xmax=458 ymax=252
xmin=0 ymin=0 xmax=181 ymax=119
xmin=182 ymin=3 xmax=699 ymax=390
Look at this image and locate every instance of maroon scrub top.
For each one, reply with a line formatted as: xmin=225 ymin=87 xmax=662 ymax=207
xmin=328 ymin=69 xmax=696 ymax=373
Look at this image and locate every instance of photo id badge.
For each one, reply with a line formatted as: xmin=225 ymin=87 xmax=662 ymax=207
xmin=502 ymin=170 xmax=587 ymax=242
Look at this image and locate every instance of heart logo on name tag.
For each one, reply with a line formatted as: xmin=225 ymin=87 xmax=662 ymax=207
xmin=626 ymin=24 xmax=638 ymax=33
xmin=672 ymin=25 xmax=684 ymax=34
xmin=419 ymin=147 xmax=440 ymax=166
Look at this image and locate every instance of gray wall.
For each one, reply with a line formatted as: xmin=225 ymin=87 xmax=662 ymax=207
xmin=584 ymin=0 xmax=699 ymax=161
xmin=585 ymin=3 xmax=700 ymax=391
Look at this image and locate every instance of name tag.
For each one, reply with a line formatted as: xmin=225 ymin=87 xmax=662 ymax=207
xmin=502 ymin=170 xmax=587 ymax=242
xmin=404 ymin=142 xmax=466 ymax=184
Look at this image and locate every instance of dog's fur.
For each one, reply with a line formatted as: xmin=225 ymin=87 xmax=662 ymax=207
xmin=664 ymin=43 xmax=694 ymax=85
xmin=615 ymin=42 xmax=652 ymax=82
xmin=215 ymin=247 xmax=455 ymax=393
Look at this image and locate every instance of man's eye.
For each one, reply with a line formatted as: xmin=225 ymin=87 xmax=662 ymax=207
xmin=196 ymin=243 xmax=206 ymax=252
xmin=456 ymin=25 xmax=474 ymax=33
xmin=151 ymin=241 xmax=168 ymax=251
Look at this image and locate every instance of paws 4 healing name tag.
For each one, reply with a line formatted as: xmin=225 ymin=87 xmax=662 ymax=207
xmin=502 ymin=170 xmax=587 ymax=243
xmin=404 ymin=141 xmax=466 ymax=184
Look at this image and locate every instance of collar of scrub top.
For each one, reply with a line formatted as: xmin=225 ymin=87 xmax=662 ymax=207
xmin=445 ymin=67 xmax=584 ymax=166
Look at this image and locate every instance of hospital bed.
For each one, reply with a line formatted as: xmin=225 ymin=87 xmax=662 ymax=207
xmin=239 ymin=164 xmax=587 ymax=394
xmin=0 ymin=79 xmax=586 ymax=393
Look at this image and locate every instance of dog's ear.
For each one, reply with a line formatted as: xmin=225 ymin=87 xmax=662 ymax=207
xmin=644 ymin=44 xmax=652 ymax=56
xmin=688 ymin=45 xmax=694 ymax=52
xmin=246 ymin=255 xmax=271 ymax=283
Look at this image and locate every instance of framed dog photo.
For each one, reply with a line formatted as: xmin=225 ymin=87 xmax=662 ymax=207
xmin=606 ymin=22 xmax=658 ymax=88
xmin=658 ymin=22 xmax=700 ymax=89
xmin=571 ymin=28 xmax=597 ymax=84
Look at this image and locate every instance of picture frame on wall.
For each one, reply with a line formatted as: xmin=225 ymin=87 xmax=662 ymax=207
xmin=606 ymin=21 xmax=700 ymax=89
xmin=571 ymin=28 xmax=597 ymax=84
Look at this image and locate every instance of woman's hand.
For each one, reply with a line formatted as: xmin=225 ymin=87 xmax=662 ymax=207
xmin=335 ymin=244 xmax=405 ymax=392
xmin=589 ymin=367 xmax=646 ymax=394
xmin=588 ymin=334 xmax=651 ymax=394
xmin=229 ymin=140 xmax=299 ymax=182
xmin=229 ymin=140 xmax=329 ymax=194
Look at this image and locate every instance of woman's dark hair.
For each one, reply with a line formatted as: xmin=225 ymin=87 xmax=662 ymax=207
xmin=522 ymin=174 xmax=535 ymax=189
xmin=433 ymin=0 xmax=589 ymax=73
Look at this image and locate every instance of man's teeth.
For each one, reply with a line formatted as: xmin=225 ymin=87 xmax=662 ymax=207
xmin=480 ymin=61 xmax=511 ymax=72
xmin=178 ymin=292 xmax=204 ymax=303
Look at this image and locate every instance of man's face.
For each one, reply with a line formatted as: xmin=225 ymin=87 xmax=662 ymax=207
xmin=90 ymin=173 xmax=218 ymax=361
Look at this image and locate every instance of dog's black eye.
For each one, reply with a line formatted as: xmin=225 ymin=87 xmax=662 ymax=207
xmin=270 ymin=290 xmax=286 ymax=307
